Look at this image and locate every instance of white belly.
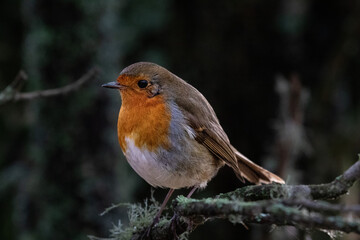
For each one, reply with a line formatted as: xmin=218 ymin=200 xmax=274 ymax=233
xmin=124 ymin=137 xmax=201 ymax=189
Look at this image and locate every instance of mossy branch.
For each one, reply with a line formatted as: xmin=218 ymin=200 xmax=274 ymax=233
xmin=174 ymin=197 xmax=360 ymax=234
xmin=217 ymin=159 xmax=360 ymax=201
xmin=97 ymin=157 xmax=360 ymax=240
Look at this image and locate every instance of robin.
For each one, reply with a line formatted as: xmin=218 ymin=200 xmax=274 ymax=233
xmin=102 ymin=62 xmax=284 ymax=232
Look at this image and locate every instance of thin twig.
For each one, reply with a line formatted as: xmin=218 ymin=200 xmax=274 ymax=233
xmin=0 ymin=67 xmax=99 ymax=104
xmin=0 ymin=70 xmax=28 ymax=104
xmin=11 ymin=70 xmax=28 ymax=91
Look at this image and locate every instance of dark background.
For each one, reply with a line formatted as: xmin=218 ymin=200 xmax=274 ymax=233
xmin=1 ymin=0 xmax=359 ymax=239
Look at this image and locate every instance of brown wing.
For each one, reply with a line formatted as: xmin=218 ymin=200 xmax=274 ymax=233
xmin=188 ymin=115 xmax=284 ymax=184
xmin=172 ymin=77 xmax=284 ymax=184
xmin=184 ymin=112 xmax=244 ymax=182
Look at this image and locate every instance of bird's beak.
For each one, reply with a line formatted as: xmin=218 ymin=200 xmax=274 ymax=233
xmin=101 ymin=81 xmax=124 ymax=89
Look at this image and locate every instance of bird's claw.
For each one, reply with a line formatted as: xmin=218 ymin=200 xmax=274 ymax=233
xmin=139 ymin=216 xmax=160 ymax=240
xmin=170 ymin=213 xmax=184 ymax=240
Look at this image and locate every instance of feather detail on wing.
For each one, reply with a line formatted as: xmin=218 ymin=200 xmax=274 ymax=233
xmin=193 ymin=124 xmax=285 ymax=184
xmin=193 ymin=126 xmax=244 ymax=182
xmin=172 ymin=79 xmax=284 ymax=185
xmin=181 ymin=108 xmax=284 ymax=185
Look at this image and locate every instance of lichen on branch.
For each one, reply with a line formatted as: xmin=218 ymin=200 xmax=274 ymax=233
xmin=94 ymin=157 xmax=360 ymax=240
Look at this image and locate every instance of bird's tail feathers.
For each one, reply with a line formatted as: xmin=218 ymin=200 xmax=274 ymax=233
xmin=233 ymin=151 xmax=285 ymax=185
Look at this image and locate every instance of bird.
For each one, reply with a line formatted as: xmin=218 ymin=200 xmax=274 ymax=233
xmin=102 ymin=62 xmax=284 ymax=232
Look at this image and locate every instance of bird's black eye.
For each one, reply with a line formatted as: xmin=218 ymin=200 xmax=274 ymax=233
xmin=137 ymin=80 xmax=148 ymax=88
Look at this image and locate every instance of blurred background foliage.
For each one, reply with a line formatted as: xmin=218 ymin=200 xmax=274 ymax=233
xmin=0 ymin=0 xmax=359 ymax=239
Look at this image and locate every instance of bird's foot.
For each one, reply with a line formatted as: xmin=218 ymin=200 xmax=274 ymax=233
xmin=139 ymin=216 xmax=160 ymax=240
xmin=169 ymin=213 xmax=185 ymax=240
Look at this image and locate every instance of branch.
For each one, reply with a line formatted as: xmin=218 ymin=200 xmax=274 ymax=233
xmin=0 ymin=67 xmax=100 ymax=104
xmin=0 ymin=70 xmax=28 ymax=104
xmin=127 ymin=158 xmax=360 ymax=239
xmin=174 ymin=197 xmax=360 ymax=233
xmin=282 ymin=198 xmax=360 ymax=215
xmin=217 ymin=158 xmax=360 ymax=201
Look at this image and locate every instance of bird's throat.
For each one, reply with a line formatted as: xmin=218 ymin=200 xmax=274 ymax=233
xmin=117 ymin=94 xmax=171 ymax=152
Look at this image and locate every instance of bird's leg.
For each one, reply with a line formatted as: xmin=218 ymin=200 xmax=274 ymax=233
xmin=186 ymin=186 xmax=197 ymax=198
xmin=169 ymin=186 xmax=198 ymax=239
xmin=154 ymin=188 xmax=175 ymax=223
xmin=144 ymin=188 xmax=175 ymax=238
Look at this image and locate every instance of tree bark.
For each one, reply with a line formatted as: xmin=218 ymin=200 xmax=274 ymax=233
xmin=128 ymin=159 xmax=360 ymax=240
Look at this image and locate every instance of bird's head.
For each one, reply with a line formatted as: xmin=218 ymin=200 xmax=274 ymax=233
xmin=102 ymin=62 xmax=181 ymax=101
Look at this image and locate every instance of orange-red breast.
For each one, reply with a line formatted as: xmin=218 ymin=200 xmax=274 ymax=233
xmin=102 ymin=62 xmax=284 ymax=229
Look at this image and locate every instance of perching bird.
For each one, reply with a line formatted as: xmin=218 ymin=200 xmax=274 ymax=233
xmin=102 ymin=62 xmax=284 ymax=232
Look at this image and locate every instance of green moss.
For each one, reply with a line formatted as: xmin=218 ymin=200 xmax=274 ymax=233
xmin=177 ymin=195 xmax=234 ymax=208
xmin=89 ymin=197 xmax=163 ymax=240
xmin=90 ymin=195 xmax=192 ymax=240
